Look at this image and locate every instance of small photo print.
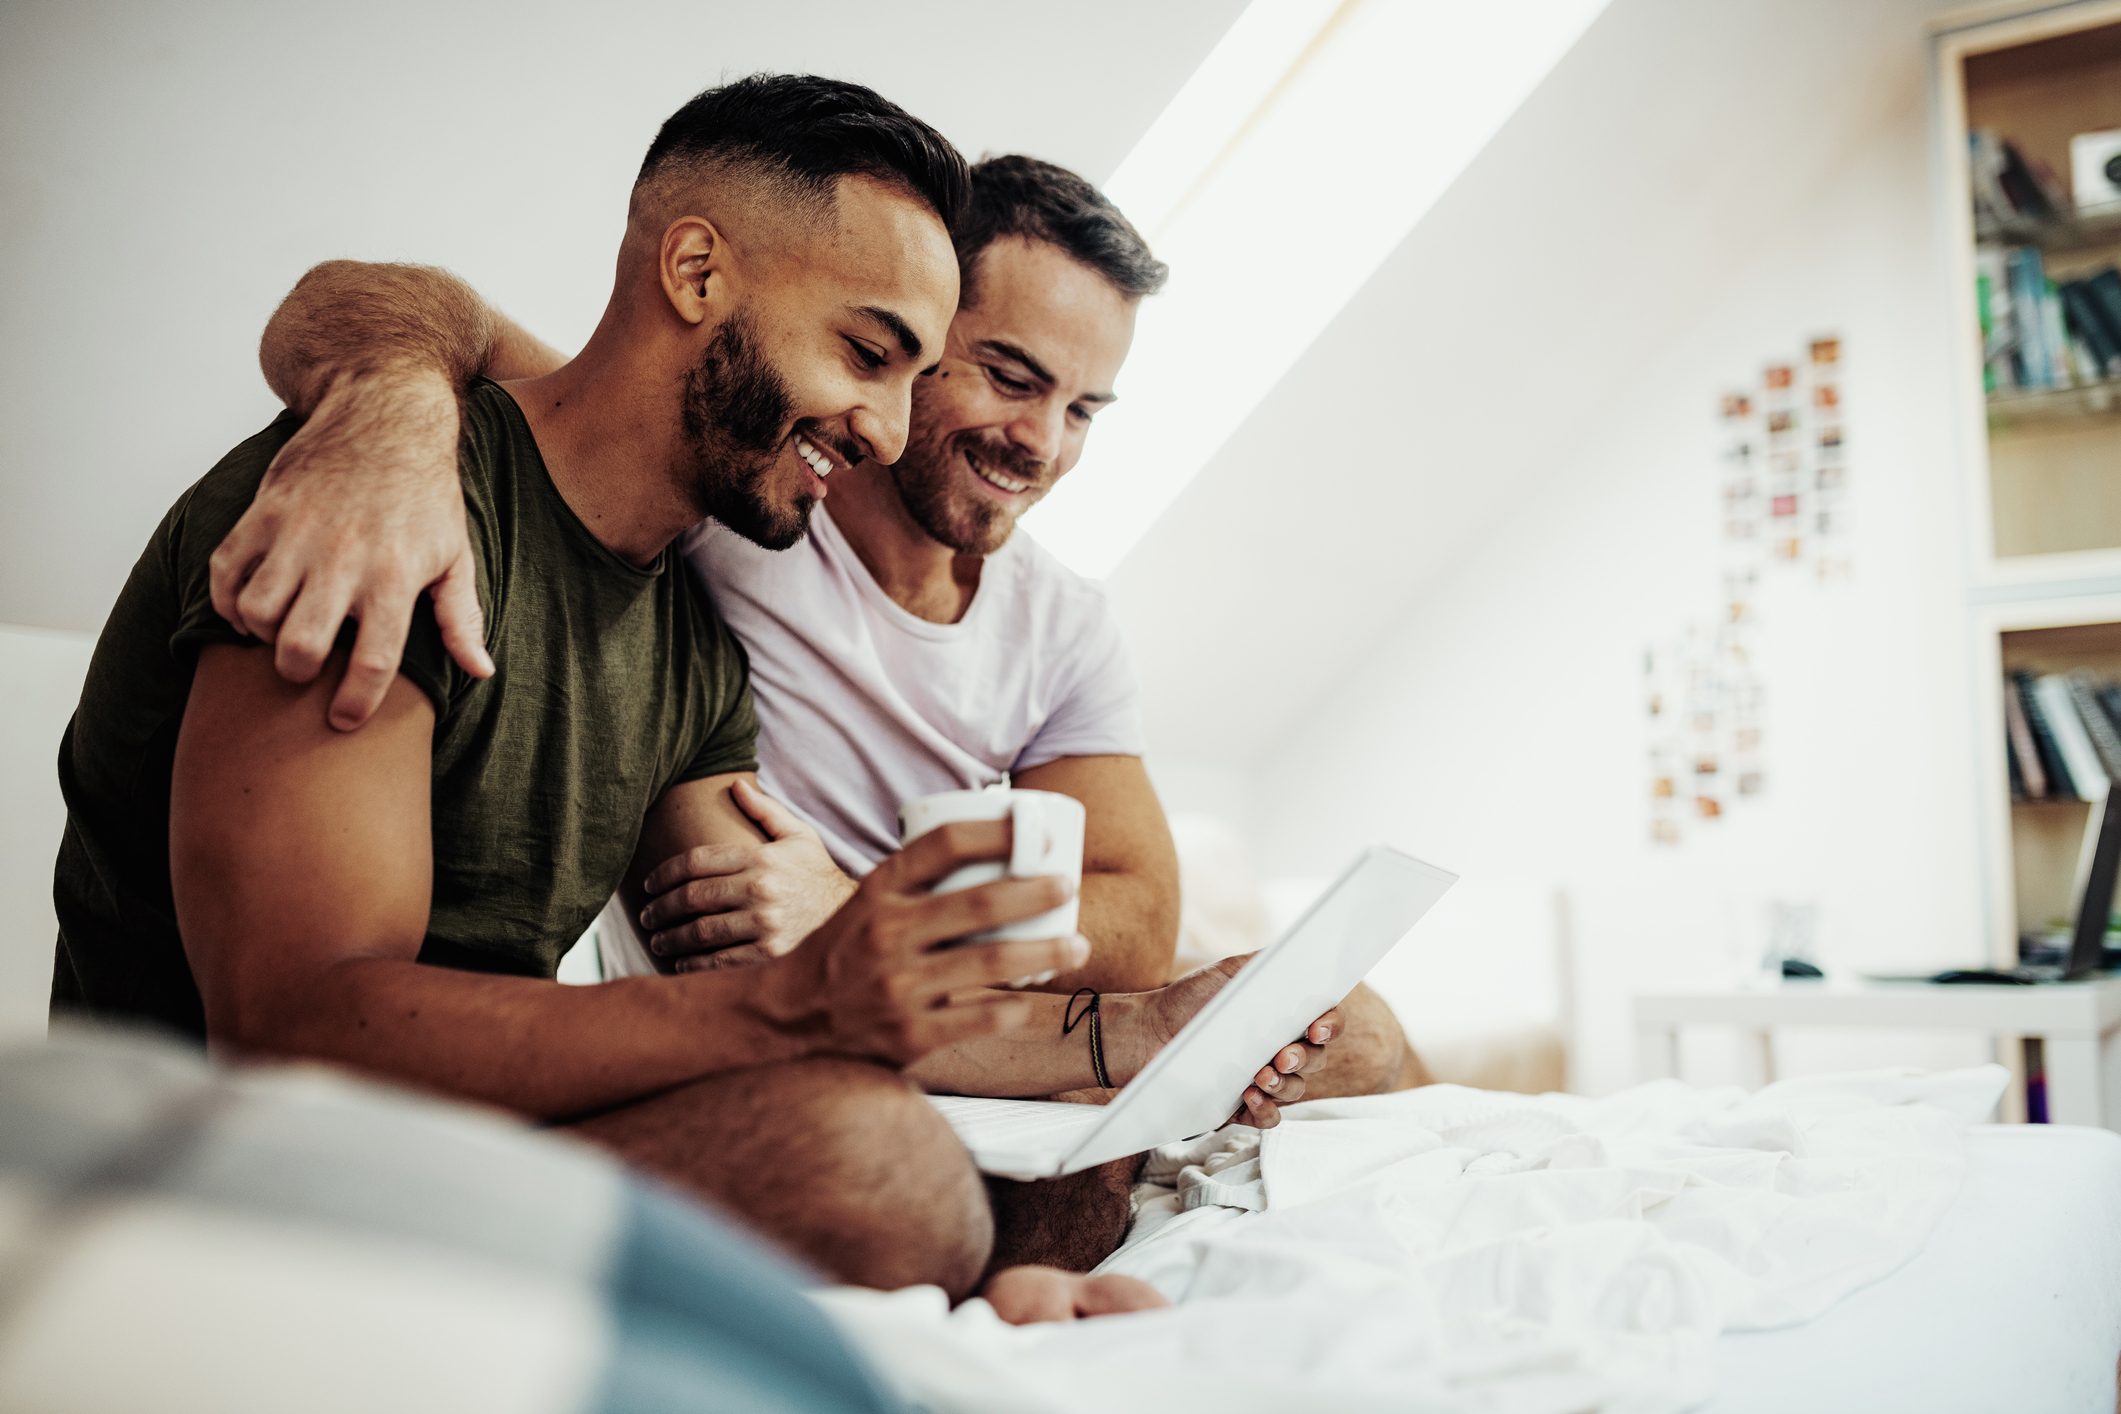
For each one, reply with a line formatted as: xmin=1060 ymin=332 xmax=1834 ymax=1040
xmin=1818 ymin=425 xmax=1843 ymax=450
xmin=1767 ymin=410 xmax=1797 ymax=435
xmin=1737 ymin=770 xmax=1765 ymax=796
xmin=1817 ymin=463 xmax=1844 ymax=491
xmin=1765 ymin=364 xmax=1795 ymax=391
xmin=1771 ymin=493 xmax=1799 ymax=517
xmin=1652 ymin=775 xmax=1676 ymax=799
xmin=1696 ymin=796 xmax=1724 ymax=820
xmin=1651 ymin=817 xmax=1682 ymax=846
xmin=1721 ymin=393 xmax=1753 ymax=419
xmin=1814 ymin=383 xmax=1841 ymax=410
xmin=1695 ymin=755 xmax=1720 ymax=776
xmin=1733 ymin=726 xmax=1763 ymax=753
xmin=1725 ymin=517 xmax=1757 ymax=540
xmin=1774 ymin=537 xmax=1802 ymax=560
xmin=1809 ymin=337 xmax=1841 ymax=365
xmin=1770 ymin=449 xmax=1801 ymax=474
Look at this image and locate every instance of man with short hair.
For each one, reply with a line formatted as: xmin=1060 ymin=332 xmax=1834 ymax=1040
xmin=207 ymin=147 xmax=1418 ymax=1273
xmin=50 ymin=75 xmax=1190 ymax=1305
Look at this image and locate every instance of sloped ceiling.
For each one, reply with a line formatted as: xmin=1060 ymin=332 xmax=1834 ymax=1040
xmin=1106 ymin=0 xmax=1956 ymax=765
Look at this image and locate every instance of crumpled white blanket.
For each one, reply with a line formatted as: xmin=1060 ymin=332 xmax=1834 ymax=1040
xmin=816 ymin=1067 xmax=2004 ymax=1414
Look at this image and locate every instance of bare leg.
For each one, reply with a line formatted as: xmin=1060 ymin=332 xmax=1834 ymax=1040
xmin=1296 ymin=982 xmax=1430 ymax=1099
xmin=569 ymin=1057 xmax=994 ymax=1301
xmin=985 ymin=1148 xmax=1145 ymax=1275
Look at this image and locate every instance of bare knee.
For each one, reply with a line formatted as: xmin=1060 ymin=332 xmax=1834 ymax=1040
xmin=573 ymin=1058 xmax=993 ymax=1300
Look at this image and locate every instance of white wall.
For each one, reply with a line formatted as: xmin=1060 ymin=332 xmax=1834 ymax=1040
xmin=0 ymin=628 xmax=93 ymax=1038
xmin=0 ymin=0 xmax=1242 ymax=636
xmin=1233 ymin=3 xmax=1994 ymax=1093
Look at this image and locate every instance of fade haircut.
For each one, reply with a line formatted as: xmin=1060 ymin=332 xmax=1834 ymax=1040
xmin=955 ymin=155 xmax=1168 ymax=307
xmin=633 ymin=73 xmax=969 ymax=236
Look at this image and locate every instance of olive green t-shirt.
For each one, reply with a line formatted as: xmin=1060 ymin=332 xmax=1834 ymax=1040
xmin=51 ymin=379 xmax=758 ymax=1039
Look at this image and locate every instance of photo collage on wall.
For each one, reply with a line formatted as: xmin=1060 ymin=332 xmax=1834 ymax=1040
xmin=1647 ymin=334 xmax=1846 ymax=847
xmin=1716 ymin=336 xmax=1849 ymax=582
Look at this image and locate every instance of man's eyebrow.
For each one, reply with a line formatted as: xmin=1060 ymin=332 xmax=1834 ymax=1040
xmin=852 ymin=305 xmax=923 ymax=359
xmin=978 ymin=339 xmax=1116 ymax=404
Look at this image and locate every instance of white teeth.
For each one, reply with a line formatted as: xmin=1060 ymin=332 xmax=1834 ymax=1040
xmin=967 ymin=454 xmax=1027 ymax=494
xmin=795 ymin=437 xmax=831 ymax=477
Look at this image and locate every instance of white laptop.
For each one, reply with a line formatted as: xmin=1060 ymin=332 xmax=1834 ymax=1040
xmin=928 ymin=846 xmax=1457 ymax=1181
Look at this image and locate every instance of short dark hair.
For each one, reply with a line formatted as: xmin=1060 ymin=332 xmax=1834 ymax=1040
xmin=956 ymin=155 xmax=1168 ymax=306
xmin=639 ymin=73 xmax=968 ymax=232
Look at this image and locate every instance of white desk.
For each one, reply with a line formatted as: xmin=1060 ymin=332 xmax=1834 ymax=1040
xmin=1631 ymin=975 xmax=2121 ymax=1129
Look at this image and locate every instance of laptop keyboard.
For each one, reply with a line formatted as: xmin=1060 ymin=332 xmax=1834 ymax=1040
xmin=926 ymin=1095 xmax=1109 ymax=1145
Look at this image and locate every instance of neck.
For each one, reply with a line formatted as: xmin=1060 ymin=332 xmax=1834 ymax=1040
xmin=827 ymin=461 xmax=983 ymax=623
xmin=507 ymin=314 xmax=696 ymax=568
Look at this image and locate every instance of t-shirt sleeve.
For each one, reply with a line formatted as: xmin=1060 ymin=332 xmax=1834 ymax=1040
xmin=673 ymin=613 xmax=761 ymax=784
xmin=163 ymin=410 xmax=474 ymax=717
xmin=1014 ymin=587 xmax=1147 ymax=772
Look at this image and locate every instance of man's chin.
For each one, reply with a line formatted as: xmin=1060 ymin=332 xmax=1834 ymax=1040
xmin=712 ymin=492 xmax=815 ymax=552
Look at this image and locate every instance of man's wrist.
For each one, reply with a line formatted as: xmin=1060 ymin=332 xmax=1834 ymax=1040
xmin=726 ymin=949 xmax=826 ymax=1064
xmin=1098 ymin=990 xmax=1162 ymax=1088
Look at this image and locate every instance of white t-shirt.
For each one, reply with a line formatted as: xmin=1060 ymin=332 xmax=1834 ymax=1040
xmin=695 ymin=503 xmax=1145 ymax=871
xmin=599 ymin=503 xmax=1144 ymax=976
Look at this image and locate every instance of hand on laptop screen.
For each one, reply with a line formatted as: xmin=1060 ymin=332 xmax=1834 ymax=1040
xmin=1131 ymin=954 xmax=1340 ymax=1130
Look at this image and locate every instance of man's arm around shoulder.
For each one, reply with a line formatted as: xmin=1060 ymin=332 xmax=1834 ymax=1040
xmin=212 ymin=261 xmax=568 ymax=731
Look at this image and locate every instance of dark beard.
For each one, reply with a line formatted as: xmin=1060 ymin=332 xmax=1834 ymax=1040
xmin=893 ymin=425 xmax=1046 ymax=556
xmin=679 ymin=312 xmax=809 ymax=550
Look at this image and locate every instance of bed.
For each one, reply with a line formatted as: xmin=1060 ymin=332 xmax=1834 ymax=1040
xmin=821 ymin=1072 xmax=2121 ymax=1414
xmin=4 ymin=1034 xmax=2115 ymax=1413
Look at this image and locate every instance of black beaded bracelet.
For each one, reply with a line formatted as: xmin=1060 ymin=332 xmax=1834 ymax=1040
xmin=1062 ymin=986 xmax=1112 ymax=1089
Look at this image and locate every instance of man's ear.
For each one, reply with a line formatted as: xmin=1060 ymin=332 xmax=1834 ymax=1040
xmin=659 ymin=217 xmax=724 ymax=326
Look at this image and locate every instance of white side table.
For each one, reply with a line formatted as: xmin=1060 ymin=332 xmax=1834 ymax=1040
xmin=1631 ymin=975 xmax=2121 ymax=1129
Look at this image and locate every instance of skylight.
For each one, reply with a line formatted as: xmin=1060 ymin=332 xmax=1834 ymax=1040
xmin=1030 ymin=0 xmax=1614 ymax=578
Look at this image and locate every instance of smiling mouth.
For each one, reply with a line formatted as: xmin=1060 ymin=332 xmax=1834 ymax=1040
xmin=794 ymin=433 xmax=838 ymax=479
xmin=964 ymin=449 xmax=1033 ymax=495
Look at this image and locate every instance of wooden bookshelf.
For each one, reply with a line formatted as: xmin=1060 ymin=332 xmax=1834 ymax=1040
xmin=1946 ymin=4 xmax=2121 ymax=577
xmin=1939 ymin=1 xmax=2121 ymax=967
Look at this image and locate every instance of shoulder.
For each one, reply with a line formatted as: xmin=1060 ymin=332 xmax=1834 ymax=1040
xmin=991 ymin=528 xmax=1122 ymax=643
xmin=167 ymin=409 xmax=304 ymax=557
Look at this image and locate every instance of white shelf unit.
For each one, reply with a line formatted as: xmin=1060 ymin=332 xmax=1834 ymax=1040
xmin=1936 ymin=2 xmax=2121 ymax=968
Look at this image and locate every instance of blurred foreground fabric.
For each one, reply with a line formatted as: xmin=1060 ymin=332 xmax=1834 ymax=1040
xmin=0 ymin=1028 xmax=903 ymax=1414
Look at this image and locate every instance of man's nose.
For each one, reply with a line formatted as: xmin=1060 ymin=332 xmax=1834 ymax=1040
xmin=1008 ymin=399 xmax=1066 ymax=467
xmin=850 ymin=397 xmax=909 ymax=467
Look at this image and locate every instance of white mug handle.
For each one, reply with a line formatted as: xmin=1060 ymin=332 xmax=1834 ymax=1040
xmin=1009 ymin=796 xmax=1054 ymax=874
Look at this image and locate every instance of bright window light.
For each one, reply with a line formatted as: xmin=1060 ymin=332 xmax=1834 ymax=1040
xmin=1031 ymin=0 xmax=1613 ymax=578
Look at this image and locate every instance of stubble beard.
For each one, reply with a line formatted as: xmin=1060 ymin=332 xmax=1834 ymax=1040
xmin=892 ymin=419 xmax=1047 ymax=557
xmin=679 ymin=312 xmax=811 ymax=552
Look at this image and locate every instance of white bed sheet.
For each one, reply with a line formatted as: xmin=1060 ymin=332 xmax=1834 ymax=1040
xmin=821 ymin=1069 xmax=2079 ymax=1414
xmin=1703 ymin=1124 xmax=2121 ymax=1414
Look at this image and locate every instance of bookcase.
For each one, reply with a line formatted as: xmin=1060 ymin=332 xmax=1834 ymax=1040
xmin=1937 ymin=2 xmax=2121 ymax=968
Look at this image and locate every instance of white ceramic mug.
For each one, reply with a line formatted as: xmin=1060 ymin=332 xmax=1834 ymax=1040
xmin=897 ymin=787 xmax=1085 ymax=945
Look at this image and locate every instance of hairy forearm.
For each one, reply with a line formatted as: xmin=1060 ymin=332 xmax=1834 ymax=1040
xmin=259 ymin=261 xmax=502 ymax=414
xmin=906 ymin=987 xmax=1151 ymax=1098
xmin=233 ymin=956 xmax=817 ymax=1121
xmin=1044 ymin=867 xmax=1177 ymax=994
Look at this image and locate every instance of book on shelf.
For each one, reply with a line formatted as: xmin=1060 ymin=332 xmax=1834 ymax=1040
xmin=2011 ymin=670 xmax=2077 ymax=800
xmin=2032 ymin=674 xmax=2108 ymax=797
xmin=2003 ymin=670 xmax=2121 ymax=802
xmin=1970 ymin=129 xmax=2066 ymax=227
xmin=1968 ymin=128 xmax=2121 ymax=395
xmin=1981 ymin=249 xmax=2121 ymax=394
xmin=2004 ymin=671 xmax=2049 ymax=799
